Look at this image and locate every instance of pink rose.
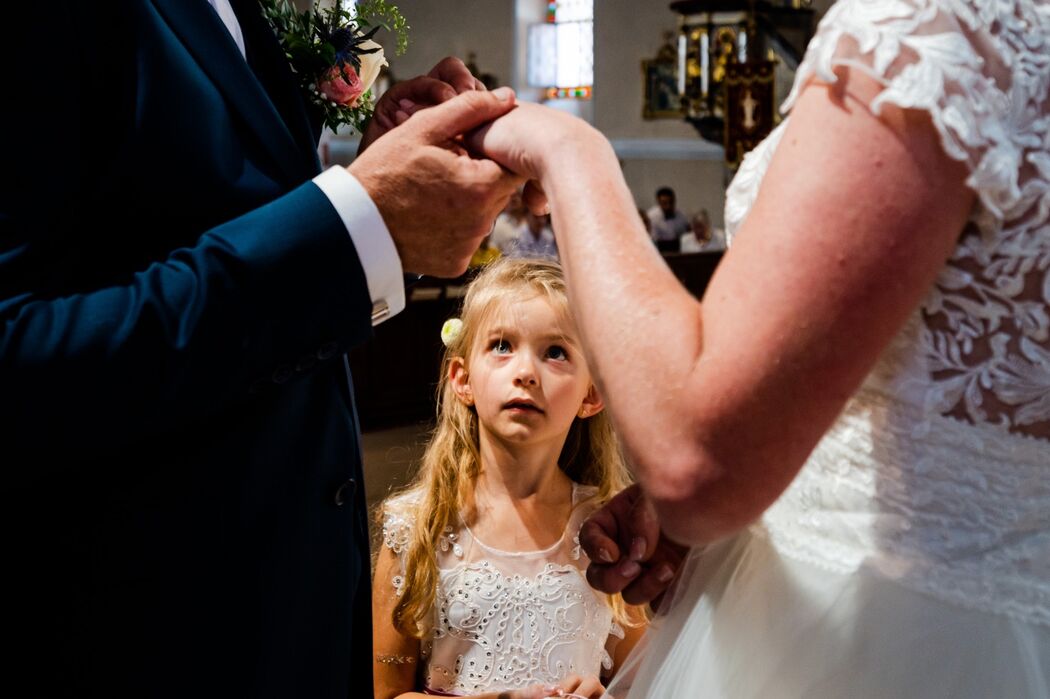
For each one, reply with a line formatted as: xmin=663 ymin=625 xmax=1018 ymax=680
xmin=318 ymin=63 xmax=365 ymax=106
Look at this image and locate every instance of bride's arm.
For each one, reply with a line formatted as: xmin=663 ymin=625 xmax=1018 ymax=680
xmin=475 ymin=69 xmax=973 ymax=546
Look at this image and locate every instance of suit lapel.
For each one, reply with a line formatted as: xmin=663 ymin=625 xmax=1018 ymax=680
xmin=150 ymin=0 xmax=315 ymax=185
xmin=231 ymin=0 xmax=323 ymax=170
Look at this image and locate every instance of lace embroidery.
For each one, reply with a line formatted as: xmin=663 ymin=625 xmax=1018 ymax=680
xmin=724 ymin=0 xmax=1050 ymax=623
xmin=734 ymin=0 xmax=1050 ymax=439
xmin=423 ymin=561 xmax=615 ymax=693
xmin=761 ymin=388 xmax=1050 ymax=626
xmin=439 ymin=525 xmax=464 ymax=558
xmin=382 ymin=498 xmax=415 ymax=597
xmin=380 ymin=486 xmax=620 ymax=693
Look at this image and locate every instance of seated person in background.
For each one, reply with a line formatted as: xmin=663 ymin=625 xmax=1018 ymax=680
xmin=680 ymin=208 xmax=727 ymax=252
xmin=372 ymin=258 xmax=646 ymax=699
xmin=490 ymin=190 xmax=528 ymax=252
xmin=646 ymin=186 xmax=691 ymax=253
xmin=501 ymin=210 xmax=559 ymax=260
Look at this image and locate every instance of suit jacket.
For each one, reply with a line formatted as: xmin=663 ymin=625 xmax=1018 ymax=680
xmin=2 ymin=1 xmax=376 ymax=695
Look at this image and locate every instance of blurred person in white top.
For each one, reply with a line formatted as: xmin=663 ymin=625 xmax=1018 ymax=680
xmin=645 ymin=187 xmax=690 ymax=252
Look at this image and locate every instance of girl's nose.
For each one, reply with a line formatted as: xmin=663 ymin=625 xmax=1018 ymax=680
xmin=513 ymin=356 xmax=539 ymax=386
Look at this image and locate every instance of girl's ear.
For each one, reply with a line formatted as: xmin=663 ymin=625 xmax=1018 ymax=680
xmin=449 ymin=356 xmax=474 ymax=406
xmin=577 ymin=384 xmax=604 ymax=419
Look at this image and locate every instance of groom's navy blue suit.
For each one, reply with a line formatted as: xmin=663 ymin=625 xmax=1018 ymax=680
xmin=3 ymin=1 xmax=378 ymax=695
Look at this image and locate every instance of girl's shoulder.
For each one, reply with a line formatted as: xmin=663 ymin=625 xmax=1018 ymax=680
xmin=381 ymin=490 xmax=424 ymax=555
xmin=383 ymin=489 xmax=424 ymax=514
xmin=572 ymin=483 xmax=602 ymax=512
xmin=568 ymin=483 xmax=603 ymax=529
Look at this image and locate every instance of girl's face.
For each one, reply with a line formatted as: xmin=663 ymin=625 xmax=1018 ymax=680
xmin=450 ymin=295 xmax=602 ymax=449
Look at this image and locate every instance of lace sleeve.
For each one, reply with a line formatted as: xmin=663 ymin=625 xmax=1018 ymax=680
xmin=381 ymin=496 xmax=417 ymax=597
xmin=783 ymin=0 xmax=1048 ymax=224
xmin=771 ymin=0 xmax=1050 ymax=437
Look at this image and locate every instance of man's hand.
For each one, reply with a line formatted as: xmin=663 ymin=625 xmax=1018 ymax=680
xmin=468 ymin=102 xmax=610 ymax=216
xmin=349 ymin=88 xmax=523 ymax=277
xmin=359 ymin=56 xmax=482 ymax=153
xmin=579 ymin=484 xmax=689 ymax=606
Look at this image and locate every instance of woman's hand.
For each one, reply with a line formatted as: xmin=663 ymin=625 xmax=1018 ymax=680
xmin=467 ymin=102 xmax=612 ymax=188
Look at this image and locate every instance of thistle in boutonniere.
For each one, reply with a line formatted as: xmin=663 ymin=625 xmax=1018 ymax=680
xmin=260 ymin=0 xmax=409 ymax=133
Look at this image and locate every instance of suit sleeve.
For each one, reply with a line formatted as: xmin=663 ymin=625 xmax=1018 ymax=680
xmin=0 ymin=184 xmax=376 ymax=454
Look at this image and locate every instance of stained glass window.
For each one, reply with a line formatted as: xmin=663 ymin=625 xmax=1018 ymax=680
xmin=527 ymin=0 xmax=593 ymax=98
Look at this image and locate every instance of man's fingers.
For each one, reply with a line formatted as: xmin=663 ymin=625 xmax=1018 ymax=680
xmin=585 ymin=558 xmax=641 ymax=595
xmin=411 ymin=88 xmax=517 ymax=143
xmin=389 ymin=76 xmax=457 ymax=108
xmin=398 ymin=99 xmax=425 ymax=117
xmin=628 ymin=490 xmax=661 ymax=562
xmin=449 ymin=152 xmax=520 ymax=194
xmin=619 ymin=539 xmax=687 ymax=607
xmin=620 ymin=565 xmax=676 ymax=606
xmin=579 ymin=515 xmax=621 ymax=565
xmin=579 ymin=484 xmax=643 ymax=566
xmin=372 ymin=111 xmax=396 ymax=133
xmin=360 ymin=78 xmax=456 ymax=152
xmin=427 ymin=56 xmax=478 ymax=93
xmin=522 ymin=180 xmax=550 ymax=215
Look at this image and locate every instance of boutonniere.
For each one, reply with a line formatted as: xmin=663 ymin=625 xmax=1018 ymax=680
xmin=260 ymin=0 xmax=409 ymax=133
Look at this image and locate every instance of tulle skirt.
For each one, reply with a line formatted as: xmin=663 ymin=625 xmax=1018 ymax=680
xmin=607 ymin=529 xmax=1049 ymax=698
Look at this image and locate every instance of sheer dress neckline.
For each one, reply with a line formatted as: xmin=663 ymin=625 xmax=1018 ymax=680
xmin=458 ymin=482 xmax=584 ymax=558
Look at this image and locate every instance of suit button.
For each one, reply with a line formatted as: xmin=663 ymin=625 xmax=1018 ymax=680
xmin=317 ymin=341 xmax=339 ymax=361
xmin=334 ymin=478 xmax=357 ymax=506
xmin=272 ymin=365 xmax=293 ymax=384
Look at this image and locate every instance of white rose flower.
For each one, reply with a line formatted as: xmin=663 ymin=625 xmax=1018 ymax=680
xmin=356 ymin=39 xmax=388 ymax=93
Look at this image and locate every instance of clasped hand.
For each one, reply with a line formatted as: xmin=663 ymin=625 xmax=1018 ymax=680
xmin=578 ymin=484 xmax=688 ymax=607
xmin=349 ymin=57 xmax=524 ymax=278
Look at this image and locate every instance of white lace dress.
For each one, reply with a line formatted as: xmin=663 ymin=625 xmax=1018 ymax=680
xmin=609 ymin=1 xmax=1049 ymax=696
xmin=382 ymin=484 xmax=624 ymax=695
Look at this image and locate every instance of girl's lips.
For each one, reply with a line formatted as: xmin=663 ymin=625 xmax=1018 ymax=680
xmin=503 ymin=400 xmax=543 ymax=413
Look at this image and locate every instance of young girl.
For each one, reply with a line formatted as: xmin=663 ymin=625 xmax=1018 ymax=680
xmin=373 ymin=258 xmax=646 ymax=699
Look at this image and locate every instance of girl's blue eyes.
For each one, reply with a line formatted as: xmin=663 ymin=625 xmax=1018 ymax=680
xmin=488 ymin=340 xmax=569 ymax=360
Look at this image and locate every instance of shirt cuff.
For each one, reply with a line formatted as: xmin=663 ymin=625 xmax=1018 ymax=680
xmin=313 ymin=166 xmax=405 ymax=326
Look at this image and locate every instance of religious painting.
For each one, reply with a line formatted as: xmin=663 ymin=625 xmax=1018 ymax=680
xmin=642 ymin=59 xmax=683 ymax=119
xmin=723 ymin=59 xmax=776 ymax=168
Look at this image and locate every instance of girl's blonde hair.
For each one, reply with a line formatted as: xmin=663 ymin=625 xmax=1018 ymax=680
xmin=380 ymin=257 xmax=637 ymax=638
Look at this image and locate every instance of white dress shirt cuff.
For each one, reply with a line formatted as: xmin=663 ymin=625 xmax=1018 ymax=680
xmin=313 ymin=166 xmax=405 ymax=326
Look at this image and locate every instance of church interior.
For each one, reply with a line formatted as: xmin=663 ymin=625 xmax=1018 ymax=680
xmin=348 ymin=0 xmax=834 ymax=520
